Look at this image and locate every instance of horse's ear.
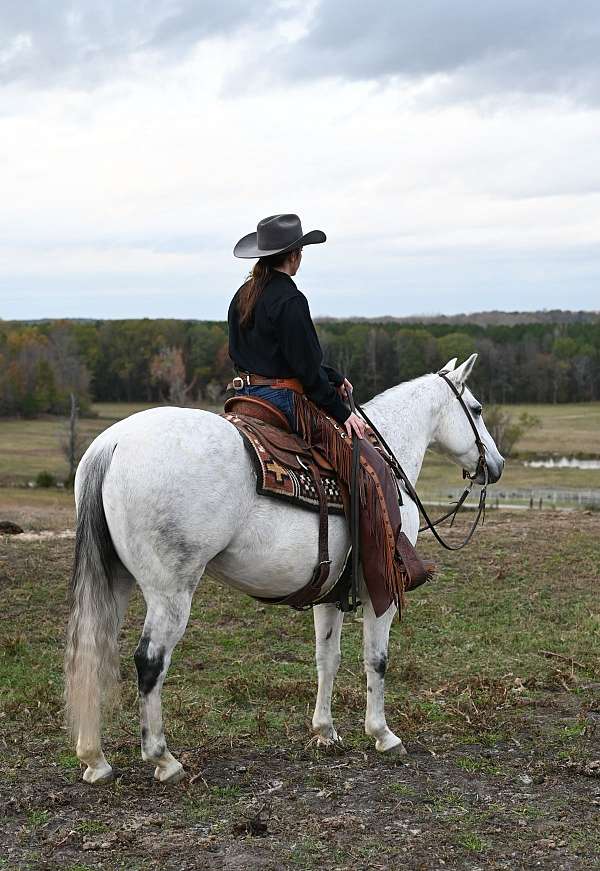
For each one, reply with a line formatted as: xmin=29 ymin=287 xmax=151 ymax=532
xmin=449 ymin=353 xmax=478 ymax=385
xmin=438 ymin=358 xmax=457 ymax=374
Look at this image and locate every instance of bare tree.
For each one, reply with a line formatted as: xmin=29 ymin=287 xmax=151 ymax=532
xmin=204 ymin=380 xmax=224 ymax=405
xmin=485 ymin=406 xmax=541 ymax=457
xmin=150 ymin=347 xmax=196 ymax=405
xmin=61 ymin=393 xmax=87 ymax=487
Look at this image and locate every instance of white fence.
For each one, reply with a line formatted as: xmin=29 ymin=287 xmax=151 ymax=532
xmin=424 ymin=487 xmax=600 ymax=510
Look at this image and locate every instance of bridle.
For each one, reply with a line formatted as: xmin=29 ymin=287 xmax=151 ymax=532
xmin=351 ymin=372 xmax=489 ymax=552
xmin=437 ymin=371 xmax=488 ymax=486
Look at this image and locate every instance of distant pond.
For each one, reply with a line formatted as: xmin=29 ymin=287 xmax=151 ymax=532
xmin=524 ymin=456 xmax=600 ymax=470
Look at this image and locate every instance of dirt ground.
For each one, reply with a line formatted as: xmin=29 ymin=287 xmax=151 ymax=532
xmin=4 ymin=707 xmax=600 ymax=871
xmin=1 ymin=505 xmax=599 ymax=870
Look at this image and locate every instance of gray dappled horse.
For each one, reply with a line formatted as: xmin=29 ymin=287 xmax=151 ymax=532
xmin=65 ymin=355 xmax=504 ymax=784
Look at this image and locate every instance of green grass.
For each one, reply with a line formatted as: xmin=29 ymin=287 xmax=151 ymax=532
xmin=501 ymin=401 xmax=600 ymax=456
xmin=0 ymin=409 xmax=126 ymax=484
xmin=93 ymin=401 xmax=159 ymax=419
xmin=419 ymin=451 xmax=600 ymax=499
xmin=456 ymin=832 xmax=487 ymax=853
xmin=1 ymin=512 xmax=598 ymax=735
xmin=455 ymin=757 xmax=504 ymax=775
xmin=388 ymin=782 xmax=416 ymax=796
xmin=1 ymin=506 xmax=599 ymax=870
xmin=0 ymin=401 xmax=218 ymax=485
xmin=1 ymin=512 xmax=598 ymax=749
xmin=76 ymin=820 xmax=109 ymax=834
xmin=0 ymin=486 xmax=74 ymax=531
xmin=1 ymin=401 xmax=598 ymax=503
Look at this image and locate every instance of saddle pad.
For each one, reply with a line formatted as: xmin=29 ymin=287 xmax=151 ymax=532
xmin=223 ymin=412 xmax=346 ymax=516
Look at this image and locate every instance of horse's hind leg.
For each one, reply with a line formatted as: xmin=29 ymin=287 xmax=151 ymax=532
xmin=312 ymin=603 xmax=344 ymax=745
xmin=134 ymin=584 xmax=197 ymax=783
xmin=362 ymin=588 xmax=406 ymax=754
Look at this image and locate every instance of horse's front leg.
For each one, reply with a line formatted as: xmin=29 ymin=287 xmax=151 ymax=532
xmin=311 ymin=603 xmax=344 ymax=745
xmin=362 ymin=588 xmax=407 ymax=755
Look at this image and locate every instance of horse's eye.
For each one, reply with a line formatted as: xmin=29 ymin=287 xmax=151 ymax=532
xmin=472 ymin=405 xmax=482 ymax=417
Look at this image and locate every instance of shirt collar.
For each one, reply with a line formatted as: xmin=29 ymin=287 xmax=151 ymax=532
xmin=271 ymin=269 xmax=296 ymax=286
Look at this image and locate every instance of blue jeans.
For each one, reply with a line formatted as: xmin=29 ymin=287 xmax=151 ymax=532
xmin=235 ymin=385 xmax=296 ymax=430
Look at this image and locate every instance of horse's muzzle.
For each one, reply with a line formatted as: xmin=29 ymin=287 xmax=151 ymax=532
xmin=481 ymin=457 xmax=504 ymax=485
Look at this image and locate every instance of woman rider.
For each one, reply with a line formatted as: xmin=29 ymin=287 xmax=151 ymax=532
xmin=228 ymin=214 xmax=431 ymax=615
xmin=228 ymin=214 xmax=365 ymax=440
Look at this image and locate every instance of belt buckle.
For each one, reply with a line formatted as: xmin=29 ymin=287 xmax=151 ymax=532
xmin=232 ymin=376 xmax=244 ymax=390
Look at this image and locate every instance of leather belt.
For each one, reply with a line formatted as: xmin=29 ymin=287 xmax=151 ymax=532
xmin=228 ymin=372 xmax=304 ymax=393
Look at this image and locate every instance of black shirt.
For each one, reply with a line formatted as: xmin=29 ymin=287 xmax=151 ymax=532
xmin=228 ymin=270 xmax=350 ymax=423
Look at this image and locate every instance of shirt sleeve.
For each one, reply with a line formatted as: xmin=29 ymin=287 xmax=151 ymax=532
xmin=322 ymin=364 xmax=344 ymax=387
xmin=276 ymin=294 xmax=350 ymax=423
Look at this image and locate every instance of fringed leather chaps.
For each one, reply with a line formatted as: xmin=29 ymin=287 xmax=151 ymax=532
xmin=293 ymin=394 xmax=433 ymax=618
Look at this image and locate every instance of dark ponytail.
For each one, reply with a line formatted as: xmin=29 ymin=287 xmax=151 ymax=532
xmin=237 ymin=249 xmax=300 ymax=328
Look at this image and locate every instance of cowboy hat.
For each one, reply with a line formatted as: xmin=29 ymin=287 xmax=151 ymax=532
xmin=233 ymin=213 xmax=326 ymax=259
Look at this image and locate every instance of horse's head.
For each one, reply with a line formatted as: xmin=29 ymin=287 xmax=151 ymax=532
xmin=431 ymin=354 xmax=504 ymax=485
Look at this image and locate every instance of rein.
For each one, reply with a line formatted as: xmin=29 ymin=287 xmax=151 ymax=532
xmin=346 ymin=390 xmax=361 ymax=611
xmin=353 ymin=372 xmax=489 ymax=552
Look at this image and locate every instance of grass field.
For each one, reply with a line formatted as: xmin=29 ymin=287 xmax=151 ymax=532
xmin=508 ymin=402 xmax=600 ymax=457
xmin=1 ymin=402 xmax=599 ymax=500
xmin=1 ymin=501 xmax=599 ymax=870
xmin=0 ymin=402 xmax=217 ymax=485
xmin=0 ymin=404 xmax=154 ymax=485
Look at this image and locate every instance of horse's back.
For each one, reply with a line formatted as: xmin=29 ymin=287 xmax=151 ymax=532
xmin=79 ymin=407 xmax=243 ymax=473
xmin=102 ymin=405 xmax=249 ymax=495
xmin=88 ymin=405 xmax=235 ymax=445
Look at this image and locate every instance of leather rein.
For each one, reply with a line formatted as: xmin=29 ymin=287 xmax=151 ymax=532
xmin=352 ymin=372 xmax=489 ymax=552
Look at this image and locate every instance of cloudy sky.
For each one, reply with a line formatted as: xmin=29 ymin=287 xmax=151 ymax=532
xmin=1 ymin=0 xmax=599 ymax=320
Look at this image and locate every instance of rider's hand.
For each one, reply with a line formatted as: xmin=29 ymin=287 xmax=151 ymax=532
xmin=337 ymin=378 xmax=353 ymax=399
xmin=345 ymin=412 xmax=365 ymax=440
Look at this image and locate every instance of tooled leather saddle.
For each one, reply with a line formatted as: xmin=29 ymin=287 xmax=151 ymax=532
xmin=221 ymin=395 xmax=350 ymax=609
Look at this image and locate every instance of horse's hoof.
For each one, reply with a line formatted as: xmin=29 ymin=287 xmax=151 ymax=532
xmin=82 ymin=763 xmax=114 ymax=784
xmin=375 ymin=735 xmax=407 ymax=755
xmin=316 ymin=732 xmax=343 ymax=750
xmin=154 ymin=760 xmax=185 ymax=784
xmin=306 ymin=730 xmax=343 ymax=753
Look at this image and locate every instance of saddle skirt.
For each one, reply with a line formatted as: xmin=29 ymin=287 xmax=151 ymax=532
xmin=222 ymin=411 xmax=347 ymax=516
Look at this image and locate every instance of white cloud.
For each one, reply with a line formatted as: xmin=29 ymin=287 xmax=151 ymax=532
xmin=277 ymin=0 xmax=600 ymax=105
xmin=1 ymin=1 xmax=599 ymax=319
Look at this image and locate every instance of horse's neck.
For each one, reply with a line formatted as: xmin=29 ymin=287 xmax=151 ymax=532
xmin=362 ymin=376 xmax=440 ymax=486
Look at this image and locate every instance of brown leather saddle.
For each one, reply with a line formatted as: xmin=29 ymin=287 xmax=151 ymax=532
xmin=224 ymin=395 xmax=291 ymax=431
xmin=223 ymin=395 xmax=434 ymax=614
xmin=222 ymin=395 xmax=347 ymax=609
xmin=223 ymin=395 xmax=336 ymax=475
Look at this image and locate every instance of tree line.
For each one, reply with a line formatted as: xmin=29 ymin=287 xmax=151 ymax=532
xmin=0 ymin=317 xmax=598 ymax=417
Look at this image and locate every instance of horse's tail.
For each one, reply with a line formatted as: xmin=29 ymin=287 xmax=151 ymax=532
xmin=64 ymin=442 xmax=120 ymax=746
